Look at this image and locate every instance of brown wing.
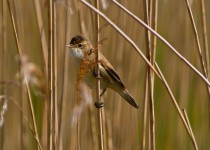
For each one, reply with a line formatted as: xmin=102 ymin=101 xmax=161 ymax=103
xmin=99 ymin=54 xmax=125 ymax=89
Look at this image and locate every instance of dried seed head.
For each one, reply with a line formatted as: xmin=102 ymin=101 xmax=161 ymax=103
xmin=18 ymin=55 xmax=47 ymax=97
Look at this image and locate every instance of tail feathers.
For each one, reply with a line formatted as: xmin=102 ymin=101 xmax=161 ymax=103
xmin=118 ymin=89 xmax=139 ymax=109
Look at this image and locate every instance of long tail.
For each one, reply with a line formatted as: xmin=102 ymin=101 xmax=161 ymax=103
xmin=118 ymin=89 xmax=139 ymax=109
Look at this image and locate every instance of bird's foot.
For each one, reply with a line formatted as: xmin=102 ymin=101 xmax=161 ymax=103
xmin=95 ymin=101 xmax=104 ymax=108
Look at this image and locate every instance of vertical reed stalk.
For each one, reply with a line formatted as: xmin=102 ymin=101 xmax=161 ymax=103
xmin=105 ymin=113 xmax=113 ymax=150
xmin=33 ymin=0 xmax=48 ymax=73
xmin=142 ymin=0 xmax=156 ymax=149
xmin=199 ymin=0 xmax=210 ymax=132
xmin=144 ymin=1 xmax=157 ymax=150
xmin=143 ymin=0 xmax=156 ymax=149
xmin=58 ymin=0 xmax=70 ymax=149
xmin=48 ymin=0 xmax=55 ymax=149
xmin=20 ymin=74 xmax=26 ymax=150
xmin=149 ymin=0 xmax=158 ymax=149
xmin=53 ymin=3 xmax=58 ymax=149
xmin=150 ymin=0 xmax=158 ymax=64
xmin=7 ymin=0 xmax=42 ymax=149
xmin=34 ymin=0 xmax=49 ymax=144
xmin=199 ymin=0 xmax=209 ymax=75
xmin=76 ymin=113 xmax=80 ymax=150
xmin=88 ymin=103 xmax=98 ymax=150
xmin=141 ymin=77 xmax=149 ymax=150
xmin=0 ymin=0 xmax=6 ymax=149
xmin=94 ymin=0 xmax=104 ymax=150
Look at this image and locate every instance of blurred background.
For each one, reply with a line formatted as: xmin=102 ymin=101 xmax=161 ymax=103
xmin=0 ymin=0 xmax=210 ymax=149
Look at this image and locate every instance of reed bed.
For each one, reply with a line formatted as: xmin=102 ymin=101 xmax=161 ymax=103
xmin=0 ymin=0 xmax=210 ymax=150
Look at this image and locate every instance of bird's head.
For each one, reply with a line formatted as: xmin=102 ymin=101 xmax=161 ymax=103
xmin=66 ymin=35 xmax=93 ymax=60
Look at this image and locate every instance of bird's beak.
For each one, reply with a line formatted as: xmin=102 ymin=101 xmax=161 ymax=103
xmin=66 ymin=44 xmax=72 ymax=48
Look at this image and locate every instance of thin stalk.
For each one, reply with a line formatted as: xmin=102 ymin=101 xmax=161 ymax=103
xmin=34 ymin=0 xmax=49 ymax=146
xmin=7 ymin=0 xmax=42 ymax=149
xmin=147 ymin=1 xmax=155 ymax=149
xmin=141 ymin=76 xmax=149 ymax=150
xmin=148 ymin=19 xmax=155 ymax=150
xmin=199 ymin=0 xmax=210 ymax=131
xmin=0 ymin=0 xmax=6 ymax=149
xmin=33 ymin=0 xmax=48 ymax=74
xmin=199 ymin=0 xmax=209 ymax=75
xmin=141 ymin=3 xmax=150 ymax=150
xmin=112 ymin=0 xmax=210 ymax=87
xmin=102 ymin=104 xmax=107 ymax=150
xmin=150 ymin=0 xmax=158 ymax=65
xmin=155 ymin=63 xmax=198 ymax=149
xmin=182 ymin=109 xmax=198 ymax=150
xmin=88 ymin=103 xmax=98 ymax=150
xmin=105 ymin=113 xmax=113 ymax=150
xmin=77 ymin=117 xmax=80 ymax=150
xmin=53 ymin=3 xmax=58 ymax=149
xmin=94 ymin=0 xmax=104 ymax=150
xmin=48 ymin=0 xmax=55 ymax=149
xmin=143 ymin=0 xmax=155 ymax=149
xmin=149 ymin=1 xmax=158 ymax=149
xmin=58 ymin=0 xmax=70 ymax=149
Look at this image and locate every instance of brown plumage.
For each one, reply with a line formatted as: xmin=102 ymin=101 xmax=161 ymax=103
xmin=67 ymin=35 xmax=139 ymax=109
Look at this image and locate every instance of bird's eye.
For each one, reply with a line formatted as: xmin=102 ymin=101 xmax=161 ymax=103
xmin=78 ymin=43 xmax=83 ymax=48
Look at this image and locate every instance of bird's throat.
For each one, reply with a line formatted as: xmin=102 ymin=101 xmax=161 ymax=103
xmin=70 ymin=48 xmax=85 ymax=60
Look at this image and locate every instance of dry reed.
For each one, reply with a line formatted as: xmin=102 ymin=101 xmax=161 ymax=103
xmin=0 ymin=0 xmax=210 ymax=149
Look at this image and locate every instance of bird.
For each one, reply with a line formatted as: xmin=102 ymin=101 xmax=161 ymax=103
xmin=66 ymin=35 xmax=139 ymax=109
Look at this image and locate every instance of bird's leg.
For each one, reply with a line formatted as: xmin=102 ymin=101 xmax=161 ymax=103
xmin=100 ymin=88 xmax=107 ymax=97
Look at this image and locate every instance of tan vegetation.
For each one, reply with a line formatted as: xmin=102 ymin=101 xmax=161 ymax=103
xmin=0 ymin=0 xmax=210 ymax=150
